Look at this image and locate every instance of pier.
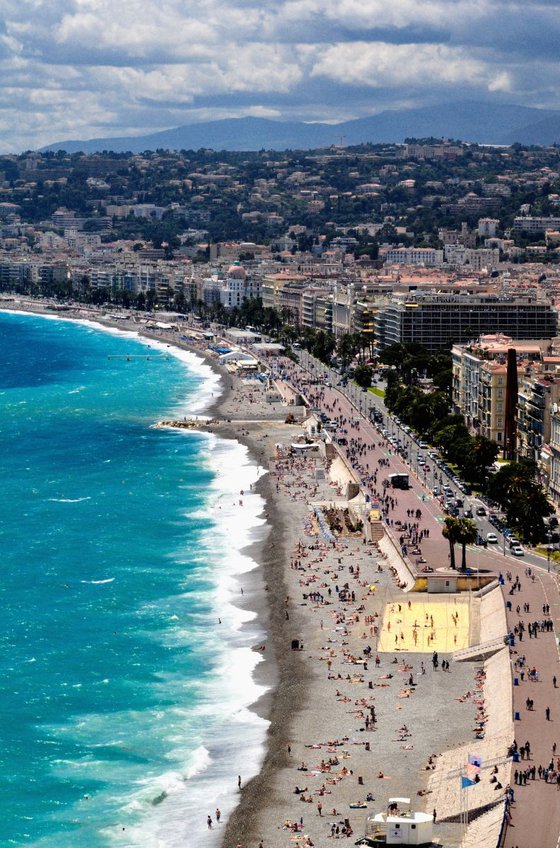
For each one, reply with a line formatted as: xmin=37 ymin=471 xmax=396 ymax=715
xmin=152 ymin=419 xmax=216 ymax=430
xmin=107 ymin=353 xmax=171 ymax=360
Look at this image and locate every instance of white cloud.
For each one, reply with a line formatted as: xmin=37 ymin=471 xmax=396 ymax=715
xmin=0 ymin=0 xmax=559 ymax=150
xmin=308 ymin=42 xmax=492 ymax=89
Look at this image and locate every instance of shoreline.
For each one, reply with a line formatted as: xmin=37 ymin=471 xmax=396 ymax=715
xmin=0 ymin=297 xmax=516 ymax=848
xmin=0 ymin=297 xmax=290 ymax=843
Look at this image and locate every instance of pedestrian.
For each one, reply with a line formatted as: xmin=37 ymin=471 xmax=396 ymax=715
xmin=546 ymin=707 xmax=551 ymax=721
xmin=216 ymin=808 xmax=221 ymax=823
xmin=317 ymin=801 xmax=323 ymax=816
xmin=554 ymin=676 xmax=557 ymax=688
xmin=238 ymin=774 xmax=242 ymax=788
xmin=433 ymin=808 xmax=437 ymax=822
xmin=207 ymin=815 xmax=213 ymax=829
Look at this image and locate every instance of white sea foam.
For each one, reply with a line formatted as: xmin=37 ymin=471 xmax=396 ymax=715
xmin=81 ymin=578 xmax=115 ymax=585
xmin=4 ymin=307 xmax=270 ymax=848
xmin=99 ymin=434 xmax=271 ymax=848
xmin=48 ymin=496 xmax=92 ymax=503
xmin=184 ymin=745 xmax=211 ymax=780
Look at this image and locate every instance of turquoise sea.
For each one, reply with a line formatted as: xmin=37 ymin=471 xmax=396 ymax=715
xmin=0 ymin=311 xmax=269 ymax=847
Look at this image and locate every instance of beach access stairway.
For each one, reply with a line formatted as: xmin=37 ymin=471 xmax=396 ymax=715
xmin=452 ymin=637 xmax=506 ymax=664
xmin=460 ymin=801 xmax=507 ymax=848
xmin=423 ymin=648 xmax=513 ymax=843
xmin=378 ymin=534 xmax=416 ymax=591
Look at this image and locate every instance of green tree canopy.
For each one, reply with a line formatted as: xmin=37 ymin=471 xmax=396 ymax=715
xmin=487 ymin=460 xmax=553 ymax=543
xmin=455 ymin=518 xmax=479 ymax=571
xmin=442 ymin=516 xmax=461 ymax=569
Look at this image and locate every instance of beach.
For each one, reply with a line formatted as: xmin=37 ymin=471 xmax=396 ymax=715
xmin=0 ymin=296 xmax=514 ymax=848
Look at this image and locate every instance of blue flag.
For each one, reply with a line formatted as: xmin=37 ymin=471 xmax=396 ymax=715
xmin=461 ymin=776 xmax=476 ymax=788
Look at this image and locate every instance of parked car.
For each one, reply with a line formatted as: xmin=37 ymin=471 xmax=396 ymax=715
xmin=511 ymin=546 xmax=525 ymax=557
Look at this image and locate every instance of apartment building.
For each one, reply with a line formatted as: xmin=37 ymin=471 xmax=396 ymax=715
xmin=513 ymin=216 xmax=560 ymax=233
xmin=453 ymin=335 xmax=560 ymax=455
xmin=301 ymin=287 xmax=333 ymax=332
xmin=517 ymin=374 xmax=560 ymax=461
xmin=443 ymin=245 xmax=500 ymax=271
xmin=478 ymin=361 xmax=510 ymax=445
xmin=383 ymin=247 xmax=444 ymax=267
xmin=478 ymin=219 xmax=499 ymax=238
xmin=261 ymin=271 xmax=308 ymax=313
xmin=375 ymin=293 xmax=558 ymax=352
xmin=548 ymin=413 xmax=560 ymax=504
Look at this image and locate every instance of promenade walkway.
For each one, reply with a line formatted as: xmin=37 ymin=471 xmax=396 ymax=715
xmin=501 ymin=563 xmax=560 ymax=848
xmin=274 ymin=353 xmax=560 ymax=848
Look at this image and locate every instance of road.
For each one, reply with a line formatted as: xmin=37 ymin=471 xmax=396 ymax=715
xmin=296 ymin=349 xmax=554 ymax=575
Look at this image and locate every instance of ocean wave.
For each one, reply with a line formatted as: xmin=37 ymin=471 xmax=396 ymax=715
xmin=48 ymin=496 xmax=92 ymax=503
xmin=184 ymin=745 xmax=211 ymax=780
xmin=80 ymin=578 xmax=115 ymax=585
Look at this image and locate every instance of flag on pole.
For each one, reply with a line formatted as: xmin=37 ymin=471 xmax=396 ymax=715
xmin=468 ymin=754 xmax=482 ymax=767
xmin=461 ymin=776 xmax=476 ymax=788
xmin=465 ymin=763 xmax=480 ymax=779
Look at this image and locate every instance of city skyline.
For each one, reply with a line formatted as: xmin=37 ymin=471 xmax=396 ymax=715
xmin=1 ymin=0 xmax=560 ymax=152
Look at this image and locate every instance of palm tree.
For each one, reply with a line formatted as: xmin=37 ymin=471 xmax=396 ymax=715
xmin=442 ymin=516 xmax=461 ymax=569
xmin=455 ymin=518 xmax=479 ymax=572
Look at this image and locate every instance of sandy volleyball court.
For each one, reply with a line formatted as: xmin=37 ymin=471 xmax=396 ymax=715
xmin=378 ymin=597 xmax=471 ymax=653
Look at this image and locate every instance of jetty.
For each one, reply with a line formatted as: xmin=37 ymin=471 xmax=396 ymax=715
xmin=107 ymin=353 xmax=171 ymax=360
xmin=152 ymin=418 xmax=217 ymax=430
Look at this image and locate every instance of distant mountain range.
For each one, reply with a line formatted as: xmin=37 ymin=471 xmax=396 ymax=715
xmin=40 ymin=101 xmax=560 ymax=154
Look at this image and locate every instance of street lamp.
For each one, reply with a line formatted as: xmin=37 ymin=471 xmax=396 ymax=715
xmin=547 ymin=531 xmax=553 ymax=573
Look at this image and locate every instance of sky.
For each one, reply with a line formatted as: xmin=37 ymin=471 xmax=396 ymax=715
xmin=1 ymin=0 xmax=559 ymax=152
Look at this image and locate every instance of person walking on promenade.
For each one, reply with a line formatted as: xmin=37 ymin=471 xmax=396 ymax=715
xmin=546 ymin=706 xmax=551 ymax=721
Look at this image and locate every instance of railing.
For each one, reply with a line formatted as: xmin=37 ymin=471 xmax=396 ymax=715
xmin=452 ymin=636 xmax=506 ymax=662
xmin=496 ymin=797 xmax=511 ymax=848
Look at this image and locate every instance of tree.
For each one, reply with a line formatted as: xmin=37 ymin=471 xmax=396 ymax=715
xmin=354 ymin=364 xmax=373 ymax=388
xmin=338 ymin=332 xmax=364 ymax=369
xmin=442 ymin=516 xmax=461 ymax=569
xmin=455 ymin=518 xmax=478 ymax=571
xmin=487 ymin=460 xmax=553 ymax=543
xmin=462 ymin=436 xmax=499 ymax=484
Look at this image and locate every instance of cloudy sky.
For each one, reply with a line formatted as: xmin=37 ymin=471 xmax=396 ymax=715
xmin=1 ymin=0 xmax=558 ymax=152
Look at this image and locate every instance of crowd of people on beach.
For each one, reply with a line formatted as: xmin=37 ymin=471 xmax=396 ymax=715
xmin=191 ymin=346 xmax=560 ymax=848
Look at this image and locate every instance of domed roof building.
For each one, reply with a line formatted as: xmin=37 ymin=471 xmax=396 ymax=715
xmin=220 ymin=262 xmax=260 ymax=309
xmin=226 ymin=263 xmax=247 ymax=280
